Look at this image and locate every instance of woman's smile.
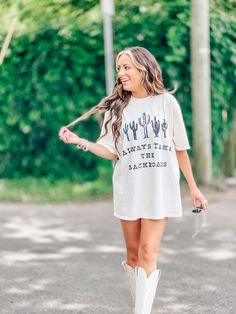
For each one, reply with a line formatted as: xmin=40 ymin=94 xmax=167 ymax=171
xmin=120 ymin=78 xmax=130 ymax=85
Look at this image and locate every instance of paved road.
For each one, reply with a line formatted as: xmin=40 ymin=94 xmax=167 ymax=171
xmin=0 ymin=185 xmax=235 ymax=314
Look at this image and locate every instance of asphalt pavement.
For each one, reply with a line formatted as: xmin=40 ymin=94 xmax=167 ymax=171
xmin=0 ymin=184 xmax=235 ymax=314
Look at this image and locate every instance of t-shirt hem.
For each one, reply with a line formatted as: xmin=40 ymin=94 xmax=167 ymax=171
xmin=113 ymin=212 xmax=183 ymax=220
xmin=96 ymin=141 xmax=117 ymax=155
xmin=175 ymin=146 xmax=191 ymax=151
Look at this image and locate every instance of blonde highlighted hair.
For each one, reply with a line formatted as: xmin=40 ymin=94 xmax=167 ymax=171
xmin=66 ymin=46 xmax=168 ymax=152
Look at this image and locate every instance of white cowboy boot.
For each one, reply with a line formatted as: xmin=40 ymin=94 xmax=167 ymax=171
xmin=121 ymin=260 xmax=136 ymax=303
xmin=134 ymin=266 xmax=161 ymax=314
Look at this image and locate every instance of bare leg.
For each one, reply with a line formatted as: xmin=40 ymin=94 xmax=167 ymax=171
xmin=138 ymin=217 xmax=168 ymax=276
xmin=119 ymin=218 xmax=141 ymax=268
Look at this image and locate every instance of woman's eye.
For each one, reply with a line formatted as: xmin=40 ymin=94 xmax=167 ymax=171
xmin=116 ymin=66 xmax=130 ymax=72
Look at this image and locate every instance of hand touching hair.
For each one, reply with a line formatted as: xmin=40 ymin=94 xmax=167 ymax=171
xmin=60 ymin=46 xmax=167 ymax=152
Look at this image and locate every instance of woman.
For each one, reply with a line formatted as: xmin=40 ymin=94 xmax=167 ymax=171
xmin=59 ymin=46 xmax=208 ymax=314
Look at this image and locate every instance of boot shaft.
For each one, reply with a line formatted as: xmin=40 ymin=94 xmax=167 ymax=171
xmin=134 ymin=266 xmax=161 ymax=314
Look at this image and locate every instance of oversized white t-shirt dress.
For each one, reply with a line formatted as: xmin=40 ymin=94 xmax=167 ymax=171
xmin=96 ymin=92 xmax=191 ymax=220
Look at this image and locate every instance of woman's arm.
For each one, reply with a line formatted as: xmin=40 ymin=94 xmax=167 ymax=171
xmin=86 ymin=141 xmax=118 ymax=161
xmin=59 ymin=126 xmax=118 ymax=161
xmin=176 ymin=150 xmax=208 ymax=211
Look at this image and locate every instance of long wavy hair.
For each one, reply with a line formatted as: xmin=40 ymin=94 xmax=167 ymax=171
xmin=66 ymin=46 xmax=167 ymax=152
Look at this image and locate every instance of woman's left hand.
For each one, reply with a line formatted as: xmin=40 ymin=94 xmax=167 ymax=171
xmin=190 ymin=187 xmax=208 ymax=212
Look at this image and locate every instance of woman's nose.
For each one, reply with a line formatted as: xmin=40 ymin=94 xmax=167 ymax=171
xmin=118 ymin=68 xmax=125 ymax=78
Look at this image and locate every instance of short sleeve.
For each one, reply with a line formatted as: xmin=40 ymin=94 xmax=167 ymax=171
xmin=171 ymin=95 xmax=191 ymax=151
xmin=96 ymin=110 xmax=117 ymax=155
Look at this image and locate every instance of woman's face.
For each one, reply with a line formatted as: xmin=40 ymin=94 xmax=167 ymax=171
xmin=117 ymin=54 xmax=144 ymax=94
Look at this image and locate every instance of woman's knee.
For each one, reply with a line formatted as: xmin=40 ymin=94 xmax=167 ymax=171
xmin=138 ymin=244 xmax=157 ymax=264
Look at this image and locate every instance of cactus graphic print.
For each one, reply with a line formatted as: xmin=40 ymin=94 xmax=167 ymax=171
xmin=97 ymin=93 xmax=191 ymax=220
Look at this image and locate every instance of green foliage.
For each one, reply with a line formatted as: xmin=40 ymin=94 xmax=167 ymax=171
xmin=0 ymin=0 xmax=235 ymax=181
xmin=0 ymin=176 xmax=113 ymax=203
xmin=0 ymin=8 xmax=106 ymax=180
xmin=210 ymin=9 xmax=236 ymax=176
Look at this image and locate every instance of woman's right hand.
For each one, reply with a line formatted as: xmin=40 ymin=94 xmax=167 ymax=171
xmin=59 ymin=126 xmax=81 ymax=145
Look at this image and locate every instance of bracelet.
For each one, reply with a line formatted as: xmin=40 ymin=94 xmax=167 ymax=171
xmin=76 ymin=139 xmax=90 ymax=151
